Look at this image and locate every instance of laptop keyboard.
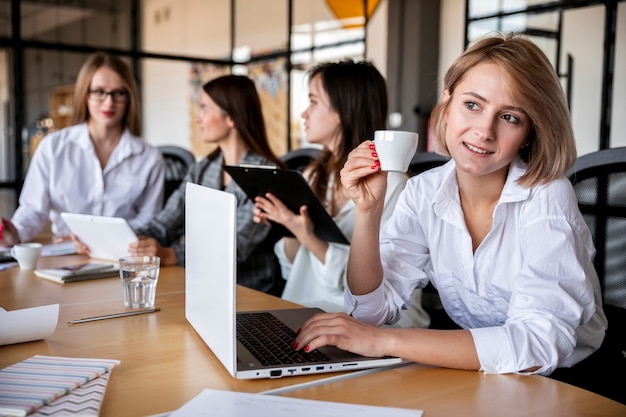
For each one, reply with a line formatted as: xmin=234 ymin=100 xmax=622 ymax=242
xmin=237 ymin=312 xmax=330 ymax=366
xmin=0 ymin=254 xmax=15 ymax=264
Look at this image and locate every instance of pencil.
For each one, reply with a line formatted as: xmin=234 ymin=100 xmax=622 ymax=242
xmin=68 ymin=307 xmax=161 ymax=324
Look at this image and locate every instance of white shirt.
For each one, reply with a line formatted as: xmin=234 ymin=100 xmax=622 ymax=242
xmin=278 ymin=172 xmax=410 ymax=313
xmin=12 ymin=123 xmax=165 ymax=242
xmin=346 ymin=157 xmax=607 ymax=375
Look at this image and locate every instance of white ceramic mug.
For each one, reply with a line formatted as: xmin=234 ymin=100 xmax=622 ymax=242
xmin=10 ymin=242 xmax=43 ymax=270
xmin=374 ymin=130 xmax=419 ymax=172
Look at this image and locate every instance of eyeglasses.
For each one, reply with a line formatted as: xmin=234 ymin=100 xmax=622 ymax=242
xmin=88 ymin=89 xmax=129 ymax=103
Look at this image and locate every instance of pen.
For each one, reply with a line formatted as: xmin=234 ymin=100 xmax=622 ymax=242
xmin=68 ymin=308 xmax=161 ymax=325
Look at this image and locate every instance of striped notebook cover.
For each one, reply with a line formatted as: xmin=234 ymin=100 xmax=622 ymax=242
xmin=0 ymin=355 xmax=120 ymax=417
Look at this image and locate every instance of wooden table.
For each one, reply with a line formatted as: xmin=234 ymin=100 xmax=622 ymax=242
xmin=2 ymin=255 xmax=625 ymax=417
xmin=279 ymin=362 xmax=626 ymax=417
xmin=0 ymin=255 xmax=352 ymax=416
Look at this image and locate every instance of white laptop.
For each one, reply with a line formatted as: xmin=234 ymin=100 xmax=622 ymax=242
xmin=184 ymin=182 xmax=402 ymax=379
xmin=60 ymin=212 xmax=137 ymax=261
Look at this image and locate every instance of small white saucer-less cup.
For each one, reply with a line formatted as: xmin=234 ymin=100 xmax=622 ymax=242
xmin=374 ymin=130 xmax=419 ymax=172
xmin=10 ymin=242 xmax=43 ymax=270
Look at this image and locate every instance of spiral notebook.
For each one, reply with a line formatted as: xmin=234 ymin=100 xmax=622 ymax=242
xmin=35 ymin=262 xmax=119 ymax=283
xmin=0 ymin=355 xmax=120 ymax=417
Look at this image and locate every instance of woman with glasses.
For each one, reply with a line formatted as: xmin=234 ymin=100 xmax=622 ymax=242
xmin=0 ymin=52 xmax=164 ymax=247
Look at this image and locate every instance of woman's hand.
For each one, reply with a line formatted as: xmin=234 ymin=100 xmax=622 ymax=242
xmin=0 ymin=218 xmax=20 ymax=247
xmin=70 ymin=233 xmax=90 ymax=255
xmin=293 ymin=312 xmax=390 ymax=358
xmin=128 ymin=236 xmax=177 ymax=265
xmin=254 ymin=193 xmax=315 ymax=240
xmin=340 ymin=140 xmax=388 ymax=213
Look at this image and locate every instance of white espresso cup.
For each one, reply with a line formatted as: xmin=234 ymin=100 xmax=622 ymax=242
xmin=374 ymin=130 xmax=419 ymax=172
xmin=10 ymin=242 xmax=43 ymax=270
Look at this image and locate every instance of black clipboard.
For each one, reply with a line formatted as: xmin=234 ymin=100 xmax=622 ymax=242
xmin=224 ymin=165 xmax=349 ymax=245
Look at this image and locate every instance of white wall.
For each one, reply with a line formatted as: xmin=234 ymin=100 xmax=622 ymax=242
xmin=611 ymin=2 xmax=626 ymax=149
xmin=562 ymin=6 xmax=605 ymax=156
xmin=366 ymin=0 xmax=389 ymax=78
xmin=439 ymin=0 xmax=466 ymax=96
xmin=142 ymin=0 xmax=231 ymax=151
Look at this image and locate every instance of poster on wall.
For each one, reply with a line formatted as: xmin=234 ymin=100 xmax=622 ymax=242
xmin=188 ymin=57 xmax=288 ymax=159
xmin=247 ymin=57 xmax=288 ymax=157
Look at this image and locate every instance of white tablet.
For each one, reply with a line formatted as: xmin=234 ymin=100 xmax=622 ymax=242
xmin=60 ymin=213 xmax=138 ymax=261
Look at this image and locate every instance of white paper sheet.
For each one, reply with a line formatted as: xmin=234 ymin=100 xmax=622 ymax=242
xmin=0 ymin=262 xmax=17 ymax=271
xmin=0 ymin=304 xmax=59 ymax=346
xmin=169 ymin=388 xmax=423 ymax=417
xmin=41 ymin=241 xmax=77 ymax=257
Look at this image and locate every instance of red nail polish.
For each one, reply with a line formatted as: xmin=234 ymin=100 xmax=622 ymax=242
xmin=372 ymin=152 xmax=378 ymax=158
xmin=371 ymin=165 xmax=377 ymax=170
xmin=304 ymin=345 xmax=311 ymax=352
xmin=368 ymin=144 xmax=375 ymax=150
xmin=293 ymin=342 xmax=299 ymax=350
xmin=296 ymin=328 xmax=301 ymax=335
xmin=375 ymin=160 xmax=380 ymax=166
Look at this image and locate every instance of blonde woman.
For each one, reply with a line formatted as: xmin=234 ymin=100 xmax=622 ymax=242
xmin=293 ymin=33 xmax=607 ymax=376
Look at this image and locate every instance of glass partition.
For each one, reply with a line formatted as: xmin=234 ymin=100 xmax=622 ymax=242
xmin=0 ymin=0 xmax=374 ymax=205
xmin=20 ymin=0 xmax=132 ymax=49
xmin=142 ymin=58 xmax=230 ymax=159
xmin=0 ymin=1 xmax=10 ymax=38
xmin=466 ymin=0 xmax=622 ymax=155
xmin=611 ymin=2 xmax=626 ymax=148
xmin=468 ymin=0 xmax=562 ymax=17
xmin=21 ymin=49 xmax=100 ymax=171
xmin=235 ymin=0 xmax=288 ymax=59
xmin=290 ymin=0 xmax=366 ymax=149
xmin=142 ymin=0 xmax=231 ymax=58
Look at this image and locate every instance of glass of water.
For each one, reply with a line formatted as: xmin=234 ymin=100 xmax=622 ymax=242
xmin=118 ymin=256 xmax=160 ymax=308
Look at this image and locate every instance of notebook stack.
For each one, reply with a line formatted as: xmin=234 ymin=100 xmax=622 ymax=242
xmin=0 ymin=355 xmax=120 ymax=417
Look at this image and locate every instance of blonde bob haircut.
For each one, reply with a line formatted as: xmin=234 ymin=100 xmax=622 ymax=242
xmin=430 ymin=32 xmax=577 ymax=187
xmin=70 ymin=52 xmax=142 ymax=136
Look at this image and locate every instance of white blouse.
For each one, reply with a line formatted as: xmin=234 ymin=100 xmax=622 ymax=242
xmin=277 ymin=171 xmax=409 ymax=313
xmin=11 ymin=123 xmax=164 ymax=242
xmin=346 ymin=157 xmax=607 ymax=375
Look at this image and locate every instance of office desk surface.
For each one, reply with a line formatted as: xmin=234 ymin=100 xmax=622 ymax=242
xmin=281 ymin=362 xmax=626 ymax=417
xmin=0 ymin=256 xmax=352 ymax=416
xmin=2 ymin=255 xmax=625 ymax=417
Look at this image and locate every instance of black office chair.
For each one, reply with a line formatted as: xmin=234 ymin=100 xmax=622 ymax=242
xmin=408 ymin=151 xmax=450 ymax=176
xmin=549 ymin=146 xmax=626 ymax=404
xmin=280 ymin=147 xmax=322 ymax=172
xmin=158 ymin=145 xmax=196 ymax=203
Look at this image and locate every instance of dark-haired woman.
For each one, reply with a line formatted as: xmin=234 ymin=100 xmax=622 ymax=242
xmin=128 ymin=74 xmax=286 ymax=296
xmin=253 ymin=61 xmax=428 ymax=325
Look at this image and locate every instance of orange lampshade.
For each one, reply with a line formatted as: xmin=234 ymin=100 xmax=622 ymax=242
xmin=324 ymin=0 xmax=381 ymax=28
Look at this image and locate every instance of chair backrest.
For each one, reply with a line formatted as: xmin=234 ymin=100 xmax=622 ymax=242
xmin=567 ymin=147 xmax=626 ymax=311
xmin=408 ymin=152 xmax=450 ymax=177
xmin=280 ymin=147 xmax=322 ymax=172
xmin=158 ymin=145 xmax=196 ymax=203
xmin=563 ymin=146 xmax=626 ymax=404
